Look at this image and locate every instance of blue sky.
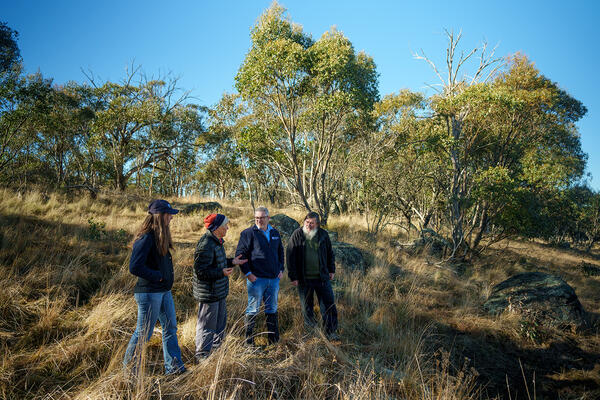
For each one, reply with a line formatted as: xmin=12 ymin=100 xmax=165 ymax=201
xmin=4 ymin=0 xmax=599 ymax=188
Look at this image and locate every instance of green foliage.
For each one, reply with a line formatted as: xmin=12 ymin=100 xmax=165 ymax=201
xmin=519 ymin=319 xmax=542 ymax=344
xmin=86 ymin=218 xmax=106 ymax=240
xmin=235 ymin=3 xmax=378 ymax=220
xmin=0 ymin=9 xmax=593 ymax=252
xmin=0 ymin=21 xmax=20 ymax=73
xmin=0 ymin=69 xmax=54 ymax=183
xmin=86 ymin=218 xmax=128 ymax=244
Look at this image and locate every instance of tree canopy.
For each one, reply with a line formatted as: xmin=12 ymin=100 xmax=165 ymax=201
xmin=0 ymin=11 xmax=595 ymax=254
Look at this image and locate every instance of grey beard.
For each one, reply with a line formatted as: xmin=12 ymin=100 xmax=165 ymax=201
xmin=302 ymin=226 xmax=317 ymax=240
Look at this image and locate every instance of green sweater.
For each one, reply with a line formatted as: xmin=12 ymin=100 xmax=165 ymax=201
xmin=304 ymin=235 xmax=320 ymax=279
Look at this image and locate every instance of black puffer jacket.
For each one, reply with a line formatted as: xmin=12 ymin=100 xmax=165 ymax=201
xmin=193 ymin=232 xmax=233 ymax=303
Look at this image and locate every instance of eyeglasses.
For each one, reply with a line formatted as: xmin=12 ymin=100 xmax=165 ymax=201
xmin=255 ymin=216 xmax=268 ymax=220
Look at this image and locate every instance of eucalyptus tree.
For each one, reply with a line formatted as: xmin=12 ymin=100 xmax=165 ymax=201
xmin=416 ymin=32 xmax=587 ymax=256
xmin=0 ymin=22 xmax=51 ymax=183
xmin=236 ymin=3 xmax=378 ymax=223
xmin=89 ymin=68 xmax=193 ymax=191
xmin=0 ymin=21 xmax=20 ymax=75
xmin=34 ymin=83 xmax=95 ymax=187
xmin=148 ymin=102 xmax=204 ymax=196
xmin=236 ymin=3 xmax=312 ymax=209
xmin=351 ymin=90 xmax=443 ymax=236
xmin=414 ymin=30 xmax=504 ymax=256
xmin=202 ymin=94 xmax=253 ymax=202
xmin=0 ymin=71 xmax=53 ymax=182
xmin=462 ymin=55 xmax=587 ymax=249
xmin=302 ymin=28 xmax=378 ymax=223
xmin=571 ymin=187 xmax=600 ymax=252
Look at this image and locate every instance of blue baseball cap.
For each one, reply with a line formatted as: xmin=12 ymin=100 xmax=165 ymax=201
xmin=148 ymin=199 xmax=179 ymax=215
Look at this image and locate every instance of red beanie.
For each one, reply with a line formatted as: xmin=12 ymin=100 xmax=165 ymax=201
xmin=204 ymin=213 xmax=228 ymax=231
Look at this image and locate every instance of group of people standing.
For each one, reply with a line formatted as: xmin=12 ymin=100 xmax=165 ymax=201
xmin=122 ymin=200 xmax=339 ymax=375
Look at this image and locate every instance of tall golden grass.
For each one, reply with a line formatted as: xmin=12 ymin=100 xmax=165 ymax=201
xmin=0 ymin=189 xmax=598 ymax=399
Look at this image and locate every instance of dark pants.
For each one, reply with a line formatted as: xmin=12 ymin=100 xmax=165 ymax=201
xmin=297 ymin=279 xmax=338 ymax=335
xmin=195 ymin=299 xmax=227 ymax=358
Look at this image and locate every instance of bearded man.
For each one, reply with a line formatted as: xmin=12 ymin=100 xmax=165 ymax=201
xmin=286 ymin=212 xmax=339 ymax=340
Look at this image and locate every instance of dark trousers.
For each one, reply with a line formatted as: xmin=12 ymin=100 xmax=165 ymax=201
xmin=297 ymin=278 xmax=338 ymax=335
xmin=195 ymin=299 xmax=226 ymax=358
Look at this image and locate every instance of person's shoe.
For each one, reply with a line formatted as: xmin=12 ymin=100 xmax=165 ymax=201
xmin=195 ymin=352 xmax=209 ymax=364
xmin=265 ymin=312 xmax=280 ymax=344
xmin=166 ymin=366 xmax=188 ymax=376
xmin=245 ymin=314 xmax=257 ymax=346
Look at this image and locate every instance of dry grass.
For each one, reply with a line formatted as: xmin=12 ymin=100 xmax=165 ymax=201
xmin=0 ymin=189 xmax=599 ymax=399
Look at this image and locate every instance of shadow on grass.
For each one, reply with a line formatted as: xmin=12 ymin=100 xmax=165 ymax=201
xmin=389 ymin=245 xmax=600 ymax=399
xmin=0 ymin=212 xmax=132 ymax=306
xmin=422 ymin=318 xmax=600 ymax=399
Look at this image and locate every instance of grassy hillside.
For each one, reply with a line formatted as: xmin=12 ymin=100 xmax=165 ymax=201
xmin=1 ymin=189 xmax=599 ymax=399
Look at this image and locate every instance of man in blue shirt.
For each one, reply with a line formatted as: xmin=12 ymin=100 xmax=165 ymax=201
xmin=235 ymin=206 xmax=284 ymax=345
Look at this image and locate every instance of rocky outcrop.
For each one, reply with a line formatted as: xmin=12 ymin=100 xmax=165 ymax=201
xmin=324 ymin=229 xmax=338 ymax=242
xmin=483 ymin=272 xmax=587 ymax=329
xmin=412 ymin=229 xmax=450 ymax=257
xmin=332 ymin=241 xmax=366 ymax=272
xmin=394 ymin=229 xmax=450 ymax=258
xmin=269 ymin=214 xmax=300 ymax=244
xmin=181 ymin=202 xmax=222 ymax=215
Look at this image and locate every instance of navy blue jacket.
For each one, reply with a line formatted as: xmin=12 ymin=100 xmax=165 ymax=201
xmin=235 ymin=225 xmax=284 ymax=278
xmin=129 ymin=232 xmax=174 ymax=293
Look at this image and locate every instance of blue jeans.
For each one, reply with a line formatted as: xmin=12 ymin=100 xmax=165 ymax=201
xmin=246 ymin=277 xmax=280 ymax=315
xmin=123 ymin=291 xmax=185 ymax=374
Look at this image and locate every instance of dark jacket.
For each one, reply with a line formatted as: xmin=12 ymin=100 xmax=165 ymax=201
xmin=235 ymin=225 xmax=284 ymax=278
xmin=130 ymin=232 xmax=174 ymax=293
xmin=286 ymin=227 xmax=335 ymax=282
xmin=193 ymin=232 xmax=233 ymax=303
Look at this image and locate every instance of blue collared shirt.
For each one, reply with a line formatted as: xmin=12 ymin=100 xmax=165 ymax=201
xmin=260 ymin=224 xmax=273 ymax=241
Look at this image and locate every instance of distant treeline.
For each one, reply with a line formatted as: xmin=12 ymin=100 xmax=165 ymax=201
xmin=1 ymin=4 xmax=599 ymax=256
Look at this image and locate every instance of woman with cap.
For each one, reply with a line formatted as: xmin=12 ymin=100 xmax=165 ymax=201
xmin=193 ymin=213 xmax=247 ymax=360
xmin=123 ymin=199 xmax=186 ymax=375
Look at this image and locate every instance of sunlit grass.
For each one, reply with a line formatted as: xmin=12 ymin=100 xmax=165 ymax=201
xmin=0 ymin=188 xmax=598 ymax=399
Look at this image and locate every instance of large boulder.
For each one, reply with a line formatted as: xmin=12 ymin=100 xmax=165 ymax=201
xmin=332 ymin=241 xmax=366 ymax=272
xmin=269 ymin=214 xmax=300 ymax=242
xmin=412 ymin=228 xmax=450 ymax=257
xmin=394 ymin=229 xmax=449 ymax=257
xmin=324 ymin=229 xmax=338 ymax=242
xmin=181 ymin=202 xmax=222 ymax=215
xmin=483 ymin=272 xmax=587 ymax=329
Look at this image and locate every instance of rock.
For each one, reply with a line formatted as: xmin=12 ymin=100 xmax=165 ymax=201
xmin=324 ymin=229 xmax=338 ymax=242
xmin=269 ymin=214 xmax=300 ymax=239
xmin=397 ymin=229 xmax=450 ymax=257
xmin=415 ymin=228 xmax=450 ymax=257
xmin=181 ymin=202 xmax=222 ymax=215
xmin=332 ymin=241 xmax=366 ymax=272
xmin=577 ymin=261 xmax=600 ymax=277
xmin=483 ymin=272 xmax=587 ymax=329
xmin=553 ymin=241 xmax=571 ymax=249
